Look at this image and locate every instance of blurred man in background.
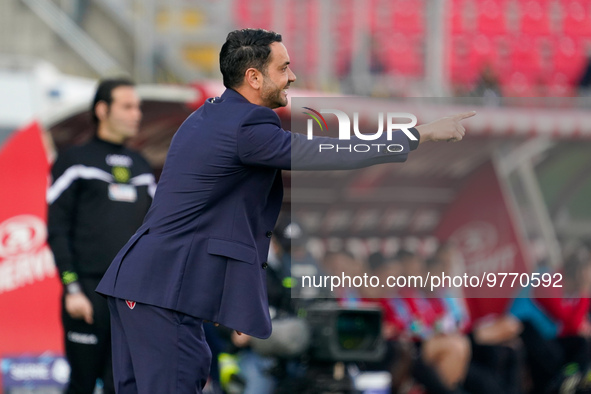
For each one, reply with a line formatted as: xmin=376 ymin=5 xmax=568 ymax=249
xmin=47 ymin=78 xmax=155 ymax=394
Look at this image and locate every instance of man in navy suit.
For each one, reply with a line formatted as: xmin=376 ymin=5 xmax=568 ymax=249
xmin=96 ymin=28 xmax=475 ymax=393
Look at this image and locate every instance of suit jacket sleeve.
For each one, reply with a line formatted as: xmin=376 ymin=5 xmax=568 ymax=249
xmin=237 ymin=106 xmax=418 ymax=170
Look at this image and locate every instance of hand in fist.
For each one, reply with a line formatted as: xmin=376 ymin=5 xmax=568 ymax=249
xmin=65 ymin=292 xmax=94 ymax=324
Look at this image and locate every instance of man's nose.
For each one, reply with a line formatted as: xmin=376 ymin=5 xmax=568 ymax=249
xmin=288 ymin=68 xmax=296 ymax=83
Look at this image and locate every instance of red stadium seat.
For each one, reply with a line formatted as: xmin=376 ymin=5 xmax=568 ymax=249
xmin=519 ymin=0 xmax=552 ymax=35
xmin=332 ymin=0 xmax=356 ymax=78
xmin=470 ymin=35 xmax=508 ymax=75
xmin=383 ymin=34 xmax=424 ymax=76
xmin=233 ymin=0 xmax=252 ymax=28
xmin=501 ymin=72 xmax=539 ymax=97
xmin=551 ymin=36 xmax=587 ymax=84
xmin=448 ymin=35 xmax=478 ymax=85
xmin=391 ymin=0 xmax=425 ymax=34
xmin=508 ymin=37 xmax=544 ymax=78
xmin=449 ymin=0 xmax=465 ymax=34
xmin=282 ymin=0 xmax=298 ymax=42
xmin=448 ymin=34 xmax=505 ymax=86
xmin=476 ymin=0 xmax=508 ymax=35
xmin=545 ymin=72 xmax=575 ymax=96
xmin=370 ymin=0 xmax=390 ymax=35
xmin=234 ymin=0 xmax=274 ymax=30
xmin=303 ymin=1 xmax=321 ymax=75
xmin=561 ymin=0 xmax=591 ymax=37
xmin=449 ymin=0 xmax=478 ymax=34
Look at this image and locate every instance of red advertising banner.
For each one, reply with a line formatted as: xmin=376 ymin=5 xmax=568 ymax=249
xmin=434 ymin=160 xmax=529 ymax=316
xmin=0 ymin=122 xmax=62 ymax=357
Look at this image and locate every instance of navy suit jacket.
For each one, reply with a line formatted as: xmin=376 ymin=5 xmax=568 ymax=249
xmin=96 ymin=88 xmax=417 ymax=338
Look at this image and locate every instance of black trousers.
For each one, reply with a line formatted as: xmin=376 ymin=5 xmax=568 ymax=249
xmin=62 ymin=277 xmax=115 ymax=394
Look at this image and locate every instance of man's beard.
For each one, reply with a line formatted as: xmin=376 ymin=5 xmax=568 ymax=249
xmin=261 ymin=76 xmax=287 ymax=109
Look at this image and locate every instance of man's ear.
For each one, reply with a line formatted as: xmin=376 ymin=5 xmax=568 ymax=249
xmin=95 ymin=101 xmax=109 ymax=121
xmin=245 ymin=68 xmax=262 ymax=90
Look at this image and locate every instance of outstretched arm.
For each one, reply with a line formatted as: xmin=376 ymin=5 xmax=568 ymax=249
xmin=238 ymin=107 xmax=477 ymax=170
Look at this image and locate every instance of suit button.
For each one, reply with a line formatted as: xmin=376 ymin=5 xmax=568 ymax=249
xmin=266 ymin=231 xmax=273 ymax=238
xmin=262 ymin=262 xmax=268 ymax=269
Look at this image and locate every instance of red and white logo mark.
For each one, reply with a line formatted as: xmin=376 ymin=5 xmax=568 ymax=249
xmin=125 ymin=300 xmax=136 ymax=310
xmin=0 ymin=215 xmax=46 ymax=258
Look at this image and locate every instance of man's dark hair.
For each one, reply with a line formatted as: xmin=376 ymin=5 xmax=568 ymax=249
xmin=91 ymin=78 xmax=135 ymax=125
xmin=219 ymin=29 xmax=282 ymax=89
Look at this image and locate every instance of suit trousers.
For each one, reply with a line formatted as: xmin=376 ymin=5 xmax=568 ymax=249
xmin=107 ymin=297 xmax=212 ymax=393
